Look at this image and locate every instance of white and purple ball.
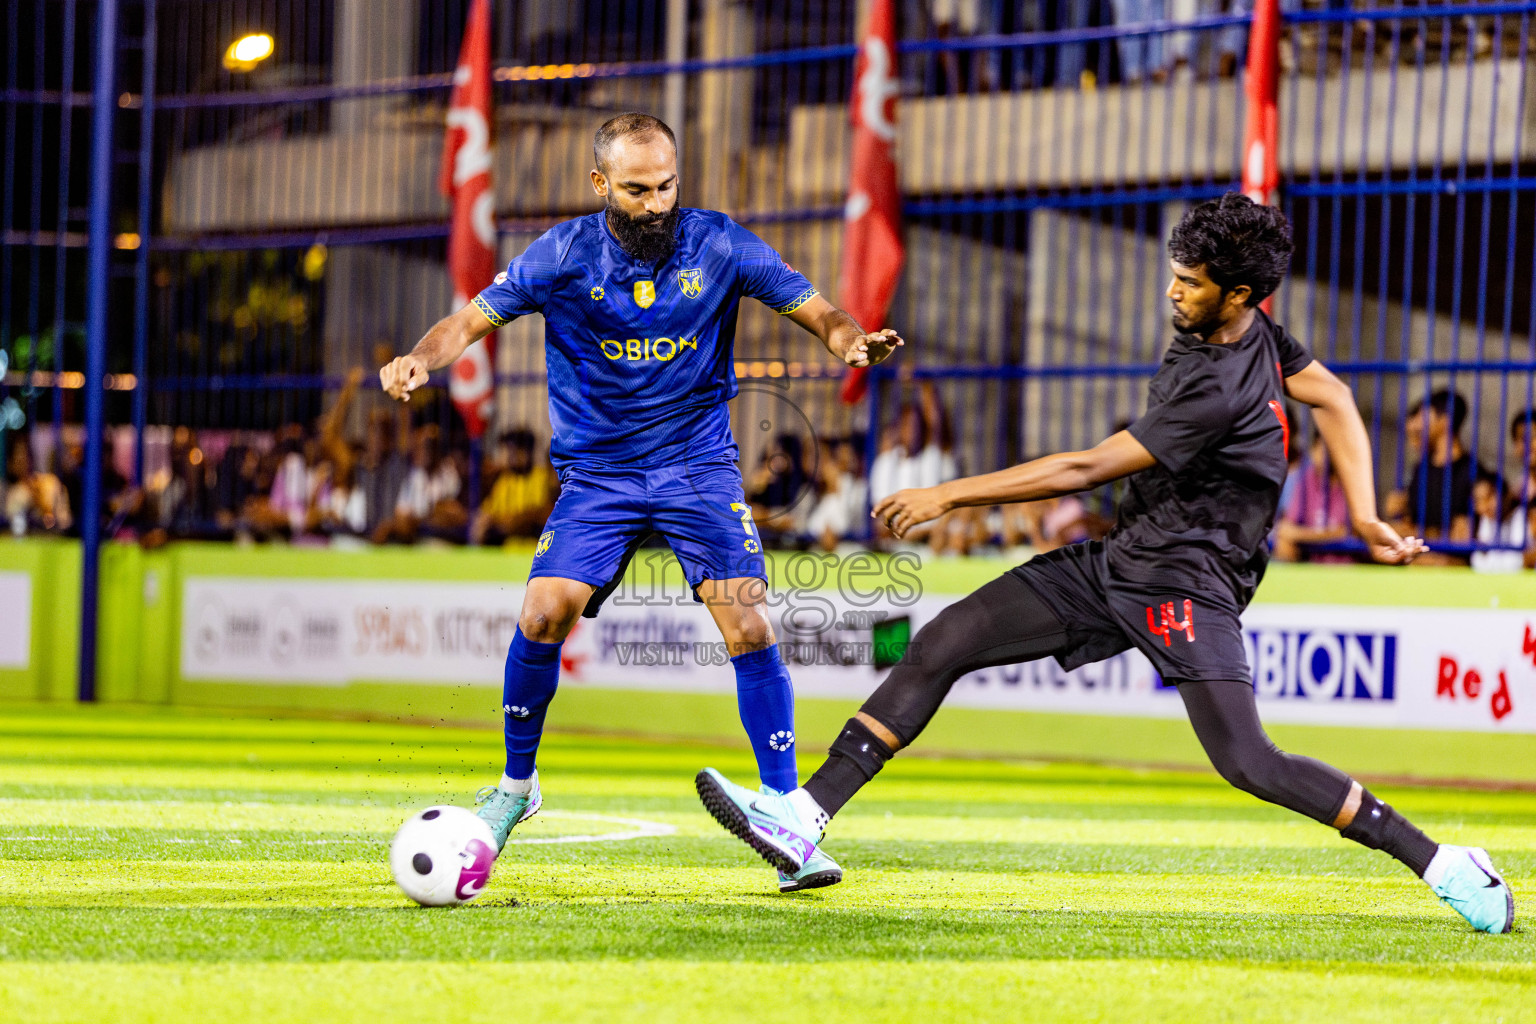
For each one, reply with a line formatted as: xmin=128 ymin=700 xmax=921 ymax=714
xmin=388 ymin=805 xmax=498 ymax=907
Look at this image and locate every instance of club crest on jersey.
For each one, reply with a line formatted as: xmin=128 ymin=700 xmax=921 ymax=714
xmin=633 ymin=280 xmax=656 ymax=309
xmin=590 ymin=285 xmax=604 ymax=301
xmin=536 ymin=531 xmax=553 ymax=555
xmin=678 ymin=268 xmax=703 ymax=298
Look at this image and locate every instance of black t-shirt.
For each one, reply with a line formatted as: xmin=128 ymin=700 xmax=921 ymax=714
xmin=1406 ymin=453 xmax=1478 ymax=532
xmin=1119 ymin=310 xmax=1313 ymax=605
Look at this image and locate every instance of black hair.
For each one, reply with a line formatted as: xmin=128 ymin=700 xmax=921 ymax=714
xmin=594 ymin=113 xmax=676 ymax=172
xmin=1509 ymin=406 xmax=1536 ymax=441
xmin=774 ymin=433 xmax=804 ymax=467
xmin=500 ymin=428 xmax=536 ymax=453
xmin=1410 ymin=389 xmax=1469 ymax=435
xmin=1475 ymin=471 xmax=1507 ymax=498
xmin=1168 ymin=193 xmax=1294 ymax=306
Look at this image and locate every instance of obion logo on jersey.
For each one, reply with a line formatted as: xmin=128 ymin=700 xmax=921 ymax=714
xmin=1245 ymin=628 xmax=1397 ymax=702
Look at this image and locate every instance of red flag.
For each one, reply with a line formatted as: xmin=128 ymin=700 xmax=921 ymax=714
xmin=441 ymin=0 xmax=497 ymax=438
xmin=1241 ymin=0 xmax=1281 ymax=311
xmin=838 ymin=0 xmax=904 ymax=405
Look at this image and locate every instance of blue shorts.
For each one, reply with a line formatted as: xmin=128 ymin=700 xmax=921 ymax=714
xmin=530 ymin=458 xmax=767 ymax=617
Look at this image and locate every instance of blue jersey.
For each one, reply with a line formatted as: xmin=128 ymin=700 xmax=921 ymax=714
xmin=472 ymin=208 xmax=818 ymax=470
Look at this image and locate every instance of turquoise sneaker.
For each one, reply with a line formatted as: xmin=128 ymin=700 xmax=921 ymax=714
xmin=696 ymin=768 xmax=825 ymax=874
xmin=779 ymin=845 xmax=843 ymax=892
xmin=1428 ymin=845 xmax=1514 ymax=934
xmin=474 ymin=770 xmax=542 ymax=853
xmin=758 ymin=786 xmax=843 ymax=893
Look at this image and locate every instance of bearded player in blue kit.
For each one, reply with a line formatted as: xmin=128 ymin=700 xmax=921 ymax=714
xmin=379 ymin=113 xmax=902 ymax=892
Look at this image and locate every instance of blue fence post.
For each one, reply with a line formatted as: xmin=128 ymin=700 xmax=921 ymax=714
xmin=79 ymin=0 xmax=120 ymax=703
xmin=862 ymin=366 xmax=884 ymax=542
xmin=468 ymin=437 xmax=483 ymax=512
xmin=132 ymin=0 xmax=157 ymax=487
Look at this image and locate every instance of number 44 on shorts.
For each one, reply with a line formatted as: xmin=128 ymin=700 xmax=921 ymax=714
xmin=1146 ymin=600 xmax=1196 ymax=646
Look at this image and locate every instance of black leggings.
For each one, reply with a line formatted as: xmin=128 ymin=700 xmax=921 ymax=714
xmin=861 ymin=573 xmax=1351 ymax=825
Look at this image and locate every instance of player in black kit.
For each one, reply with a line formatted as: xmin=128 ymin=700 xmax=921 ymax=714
xmin=696 ymin=194 xmax=1514 ymax=933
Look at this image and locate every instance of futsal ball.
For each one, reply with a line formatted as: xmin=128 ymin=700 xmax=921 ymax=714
xmin=389 ymin=805 xmax=498 ymax=907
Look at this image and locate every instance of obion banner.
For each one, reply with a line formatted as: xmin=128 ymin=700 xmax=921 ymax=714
xmin=179 ymin=575 xmax=1536 ymax=733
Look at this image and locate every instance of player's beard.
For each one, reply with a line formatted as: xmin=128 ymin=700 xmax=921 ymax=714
xmin=605 ymin=194 xmax=681 ymax=265
xmin=1170 ymin=298 xmax=1224 ymax=338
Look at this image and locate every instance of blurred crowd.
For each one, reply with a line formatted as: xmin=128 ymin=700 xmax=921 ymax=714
xmin=0 ymin=369 xmax=557 ymax=550
xmin=917 ymin=0 xmax=1511 ymax=95
xmin=1273 ymin=389 xmax=1536 ymax=570
xmin=3 ymin=375 xmax=1533 ymax=571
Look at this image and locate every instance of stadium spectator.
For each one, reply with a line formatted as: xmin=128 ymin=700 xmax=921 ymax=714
xmin=924 ymin=0 xmax=1004 ymax=93
xmin=749 ymin=433 xmax=812 ymax=544
xmin=1273 ymin=433 xmax=1351 ymax=562
xmin=356 ymin=407 xmax=412 ymax=540
xmin=1110 ymin=0 xmax=1169 ymax=83
xmin=378 ymin=424 xmax=466 ymax=544
xmin=56 ymin=430 xmax=134 ymax=539
xmin=266 ymin=425 xmax=310 ymax=537
xmin=805 ymin=437 xmax=870 ymax=551
xmin=1387 ymin=389 xmax=1484 ymax=544
xmin=470 ymin=429 xmax=557 ymax=546
xmin=146 ymin=427 xmax=215 ymax=542
xmin=1049 ymin=0 xmax=1096 ymax=87
xmin=3 ymin=432 xmax=70 ymax=535
xmin=870 ymin=381 xmax=959 ymax=501
xmin=317 ymin=459 xmax=368 ymax=540
xmin=869 ymin=380 xmax=959 ymax=545
xmin=1007 ymin=495 xmax=1093 ymax=553
xmin=1510 ymin=406 xmax=1536 ymax=510
xmin=211 ymin=437 xmax=271 ymax=539
xmin=1469 ymin=473 xmax=1529 ymax=573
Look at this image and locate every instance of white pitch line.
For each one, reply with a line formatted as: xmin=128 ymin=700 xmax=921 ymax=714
xmin=505 ymin=810 xmax=677 ymax=846
xmin=0 ymin=811 xmax=678 ymax=848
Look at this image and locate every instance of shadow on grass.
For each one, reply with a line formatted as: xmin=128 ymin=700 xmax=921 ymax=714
xmin=0 ymin=903 xmax=1527 ymax=964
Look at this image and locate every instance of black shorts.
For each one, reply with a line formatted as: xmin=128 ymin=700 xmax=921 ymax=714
xmin=1012 ymin=541 xmax=1251 ymax=684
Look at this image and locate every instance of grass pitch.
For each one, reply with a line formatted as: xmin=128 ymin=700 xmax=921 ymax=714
xmin=0 ymin=704 xmax=1531 ymax=1023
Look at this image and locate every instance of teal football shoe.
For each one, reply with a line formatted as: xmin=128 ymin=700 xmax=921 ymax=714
xmin=758 ymin=786 xmax=843 ymax=893
xmin=696 ymin=768 xmax=825 ymax=875
xmin=779 ymin=845 xmax=843 ymax=892
xmin=474 ymin=770 xmax=542 ymax=853
xmin=1429 ymin=845 xmax=1514 ymax=934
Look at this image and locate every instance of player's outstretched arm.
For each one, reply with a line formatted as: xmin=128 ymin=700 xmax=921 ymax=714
xmin=873 ymin=432 xmax=1155 ymax=538
xmin=1283 ymin=360 xmax=1427 ymax=565
xmin=784 ymin=294 xmax=904 ymax=368
xmin=379 ymin=303 xmax=498 ymax=402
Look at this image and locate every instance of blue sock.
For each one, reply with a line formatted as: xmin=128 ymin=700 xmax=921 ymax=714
xmin=502 ymin=627 xmax=563 ymax=779
xmin=732 ymin=645 xmax=798 ymax=793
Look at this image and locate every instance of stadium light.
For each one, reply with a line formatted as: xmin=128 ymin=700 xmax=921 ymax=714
xmin=223 ymin=33 xmax=274 ymax=72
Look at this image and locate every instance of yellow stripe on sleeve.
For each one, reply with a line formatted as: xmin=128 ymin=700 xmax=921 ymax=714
xmin=775 ymin=288 xmax=819 ymax=316
xmin=473 ymin=294 xmax=510 ymax=328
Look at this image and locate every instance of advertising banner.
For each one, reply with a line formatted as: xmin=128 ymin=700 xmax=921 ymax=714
xmin=180 ymin=569 xmax=1536 ymax=734
xmin=0 ymin=572 xmax=30 ymax=669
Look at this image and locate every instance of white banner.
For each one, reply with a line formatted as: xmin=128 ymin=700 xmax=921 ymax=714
xmin=180 ymin=574 xmax=1536 ymax=733
xmin=0 ymin=572 xmax=30 ymax=669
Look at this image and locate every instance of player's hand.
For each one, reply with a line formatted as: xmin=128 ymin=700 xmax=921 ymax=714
xmin=873 ymin=486 xmax=950 ymax=538
xmin=843 ymin=328 xmax=904 ymax=368
xmin=1356 ymin=518 xmax=1428 ymax=565
xmin=379 ymin=354 xmax=429 ymax=402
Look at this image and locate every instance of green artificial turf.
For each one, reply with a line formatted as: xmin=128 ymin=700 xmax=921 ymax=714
xmin=0 ymin=702 xmax=1531 ymax=1023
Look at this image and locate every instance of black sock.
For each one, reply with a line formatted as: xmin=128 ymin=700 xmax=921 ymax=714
xmin=1339 ymin=788 xmax=1439 ymax=877
xmin=803 ymin=718 xmax=895 ymax=818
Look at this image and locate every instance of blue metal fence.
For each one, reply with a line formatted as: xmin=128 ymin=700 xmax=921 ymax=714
xmin=4 ymin=0 xmax=1536 ymax=690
